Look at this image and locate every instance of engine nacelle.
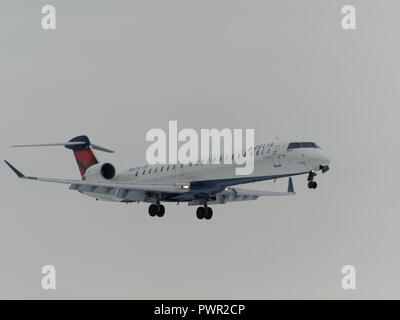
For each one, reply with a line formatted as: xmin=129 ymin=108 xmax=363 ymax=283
xmin=84 ymin=162 xmax=116 ymax=180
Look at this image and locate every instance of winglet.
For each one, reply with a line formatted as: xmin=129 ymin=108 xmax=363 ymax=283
xmin=287 ymin=177 xmax=294 ymax=193
xmin=4 ymin=160 xmax=25 ymax=178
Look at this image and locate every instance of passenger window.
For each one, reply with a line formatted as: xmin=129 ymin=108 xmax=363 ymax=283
xmin=148 ymin=169 xmax=152 ymax=174
xmin=142 ymin=170 xmax=146 ymax=175
xmin=256 ymin=150 xmax=259 ymax=156
xmin=167 ymin=165 xmax=170 ymax=171
xmin=135 ymin=171 xmax=138 ymax=176
xmin=161 ymin=167 xmax=164 ymax=172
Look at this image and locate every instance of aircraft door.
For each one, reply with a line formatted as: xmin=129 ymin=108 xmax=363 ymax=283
xmin=272 ymin=144 xmax=282 ymax=168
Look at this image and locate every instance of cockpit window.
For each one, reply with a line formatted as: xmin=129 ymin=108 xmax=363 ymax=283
xmin=300 ymin=142 xmax=315 ymax=148
xmin=287 ymin=142 xmax=301 ymax=150
xmin=288 ymin=142 xmax=320 ymax=150
xmin=301 ymin=142 xmax=320 ymax=148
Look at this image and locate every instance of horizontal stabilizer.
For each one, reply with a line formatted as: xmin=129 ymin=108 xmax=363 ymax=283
xmin=12 ymin=142 xmax=85 ymax=148
xmin=11 ymin=137 xmax=114 ymax=153
xmin=91 ymin=144 xmax=114 ymax=153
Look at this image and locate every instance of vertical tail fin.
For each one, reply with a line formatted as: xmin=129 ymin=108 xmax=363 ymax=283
xmin=64 ymin=136 xmax=98 ymax=176
xmin=12 ymin=135 xmax=114 ymax=177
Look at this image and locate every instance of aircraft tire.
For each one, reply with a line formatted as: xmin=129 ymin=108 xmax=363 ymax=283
xmin=149 ymin=204 xmax=158 ymax=217
xmin=205 ymin=207 xmax=213 ymax=220
xmin=196 ymin=207 xmax=205 ymax=219
xmin=156 ymin=204 xmax=165 ymax=217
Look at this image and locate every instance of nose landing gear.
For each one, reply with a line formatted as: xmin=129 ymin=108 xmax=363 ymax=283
xmin=308 ymin=180 xmax=317 ymax=189
xmin=307 ymin=171 xmax=318 ymax=189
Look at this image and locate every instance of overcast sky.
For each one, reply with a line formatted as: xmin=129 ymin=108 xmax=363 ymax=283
xmin=0 ymin=0 xmax=399 ymax=298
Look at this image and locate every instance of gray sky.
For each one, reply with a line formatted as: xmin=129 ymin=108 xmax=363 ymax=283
xmin=0 ymin=0 xmax=399 ymax=299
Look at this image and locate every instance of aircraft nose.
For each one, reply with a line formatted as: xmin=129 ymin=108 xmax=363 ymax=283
xmin=318 ymin=153 xmax=330 ymax=173
xmin=320 ymin=155 xmax=330 ymax=166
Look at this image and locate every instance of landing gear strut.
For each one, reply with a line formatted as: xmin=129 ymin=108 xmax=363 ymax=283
xmin=307 ymin=171 xmax=318 ymax=189
xmin=148 ymin=203 xmax=165 ymax=217
xmin=196 ymin=206 xmax=213 ymax=220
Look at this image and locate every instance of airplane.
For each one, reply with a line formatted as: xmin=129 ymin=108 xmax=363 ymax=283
xmin=4 ymin=135 xmax=330 ymax=220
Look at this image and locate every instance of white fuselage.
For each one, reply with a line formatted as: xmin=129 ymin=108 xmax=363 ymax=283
xmin=83 ymin=140 xmax=330 ymax=202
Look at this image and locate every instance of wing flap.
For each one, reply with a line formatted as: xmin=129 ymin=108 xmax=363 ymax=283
xmin=189 ymin=177 xmax=295 ymax=206
xmin=224 ymin=177 xmax=295 ymax=197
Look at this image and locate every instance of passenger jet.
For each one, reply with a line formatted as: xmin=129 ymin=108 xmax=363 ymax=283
xmin=5 ymin=135 xmax=330 ymax=220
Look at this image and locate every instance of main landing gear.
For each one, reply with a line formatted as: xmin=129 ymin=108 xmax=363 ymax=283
xmin=148 ymin=203 xmax=165 ymax=217
xmin=307 ymin=171 xmax=317 ymax=189
xmin=196 ymin=206 xmax=213 ymax=220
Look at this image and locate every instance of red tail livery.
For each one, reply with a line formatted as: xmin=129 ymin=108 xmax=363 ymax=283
xmin=65 ymin=136 xmax=98 ymax=176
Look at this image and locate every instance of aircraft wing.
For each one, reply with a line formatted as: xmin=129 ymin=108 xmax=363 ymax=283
xmin=4 ymin=160 xmax=190 ymax=196
xmin=188 ymin=177 xmax=295 ymax=206
xmin=5 ymin=160 xmax=294 ymax=204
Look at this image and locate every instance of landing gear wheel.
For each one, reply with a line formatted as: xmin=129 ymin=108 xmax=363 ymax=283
xmin=308 ymin=181 xmax=317 ymax=189
xmin=205 ymin=207 xmax=213 ymax=220
xmin=156 ymin=204 xmax=165 ymax=217
xmin=312 ymin=181 xmax=317 ymax=189
xmin=148 ymin=204 xmax=158 ymax=217
xmin=196 ymin=207 xmax=206 ymax=219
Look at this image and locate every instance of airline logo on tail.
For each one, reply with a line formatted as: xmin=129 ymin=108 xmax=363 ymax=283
xmin=64 ymin=136 xmax=98 ymax=176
